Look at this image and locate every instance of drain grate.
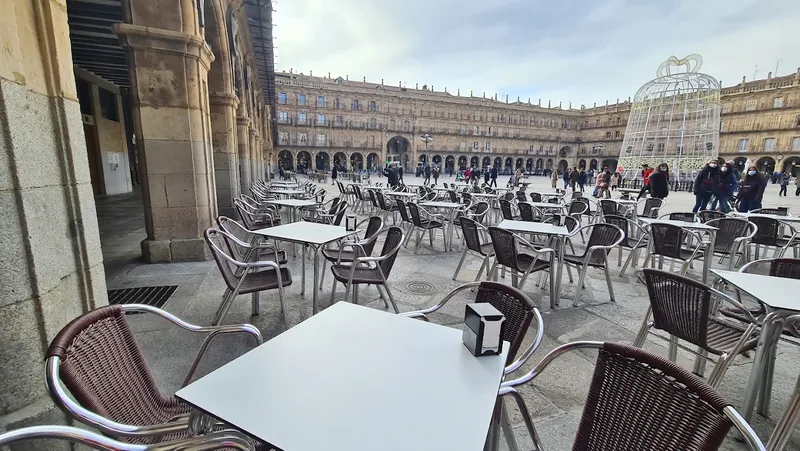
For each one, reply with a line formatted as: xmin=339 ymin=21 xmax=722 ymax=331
xmin=404 ymin=281 xmax=434 ymax=294
xmin=108 ymin=285 xmax=178 ymax=312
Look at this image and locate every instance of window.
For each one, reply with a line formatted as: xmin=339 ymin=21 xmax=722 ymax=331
xmin=656 ymin=143 xmax=665 ymax=153
xmin=369 ymin=101 xmax=377 ymax=112
xmin=390 ymin=119 xmax=396 ymax=130
xmin=792 ymin=137 xmax=800 ymax=150
xmin=499 ymin=114 xmax=505 ymax=122
xmin=473 ymin=141 xmax=479 ymax=150
xmin=719 ymin=121 xmax=725 ymax=132
xmin=335 ymin=115 xmax=343 ymax=126
xmin=278 ymin=93 xmax=287 ymax=104
xmin=334 ymin=97 xmax=340 ymax=109
xmin=352 ymin=99 xmax=359 ymax=110
xmin=298 ymin=132 xmax=308 ymax=144
xmin=297 ymin=112 xmax=307 ymax=125
xmin=485 ymin=142 xmax=491 ymax=152
xmin=605 ymin=131 xmax=612 ymax=139
xmin=278 ymin=111 xmax=288 ymax=123
xmin=721 ymin=102 xmax=732 ymax=114
xmin=616 ymin=117 xmax=621 ymax=124
xmin=595 ymin=119 xmax=600 ymax=127
xmin=98 ymin=88 xmax=118 ymax=121
xmin=764 ymin=138 xmax=776 ymax=151
xmin=316 ymin=133 xmax=327 ymax=146
xmin=316 ymin=114 xmax=325 ymax=125
xmin=403 ymin=121 xmax=410 ymax=132
xmin=614 ymin=130 xmax=620 ymax=138
xmin=460 ymin=125 xmax=467 ymax=135
xmin=368 ymin=118 xmax=377 ymax=129
xmin=737 ymin=139 xmax=749 ymax=152
xmin=773 ymin=97 xmax=784 ymax=108
xmin=317 ymin=96 xmax=325 ymax=107
xmin=278 ymin=131 xmax=288 ymax=144
xmin=487 ymin=126 xmax=493 ymax=136
xmin=473 ymin=125 xmax=480 ymax=135
xmin=744 ymin=99 xmax=757 ymax=111
xmin=297 ymin=94 xmax=307 ymax=106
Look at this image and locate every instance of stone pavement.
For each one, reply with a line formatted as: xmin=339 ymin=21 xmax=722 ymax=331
xmin=95 ymin=174 xmax=800 ymax=450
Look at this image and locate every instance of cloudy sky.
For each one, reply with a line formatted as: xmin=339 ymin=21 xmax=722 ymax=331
xmin=273 ymin=0 xmax=800 ymax=107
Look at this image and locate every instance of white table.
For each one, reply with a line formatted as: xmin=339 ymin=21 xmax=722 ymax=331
xmin=528 ymin=202 xmax=566 ymax=211
xmin=711 ymin=269 xmax=800 ymax=451
xmin=729 ymin=212 xmax=800 ymax=222
xmin=498 ymin=220 xmax=570 ymax=308
xmin=176 ymin=302 xmax=508 ymax=451
xmin=264 ymin=199 xmax=319 ymax=223
xmin=271 ymin=189 xmax=306 ymax=199
xmin=253 ymin=222 xmax=359 ymax=313
xmin=638 ymin=218 xmax=718 ymax=283
xmin=618 ymin=187 xmax=640 ymax=195
xmin=421 ymin=201 xmax=464 ymax=251
xmin=386 ymin=191 xmax=418 ymax=200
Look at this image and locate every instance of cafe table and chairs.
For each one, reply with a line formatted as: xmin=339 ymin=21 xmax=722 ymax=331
xmin=638 ymin=217 xmax=718 ymax=283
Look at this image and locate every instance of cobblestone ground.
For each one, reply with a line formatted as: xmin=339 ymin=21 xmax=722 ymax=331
xmin=99 ymin=174 xmax=800 ymax=450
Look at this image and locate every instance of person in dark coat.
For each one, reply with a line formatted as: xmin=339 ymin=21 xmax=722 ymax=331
xmin=692 ymin=160 xmax=720 ymax=212
xmin=648 ymin=163 xmax=670 ymax=199
xmin=710 ymin=162 xmax=737 ymax=213
xmin=383 ymin=164 xmax=400 ymax=188
xmin=578 ymin=169 xmax=588 ymax=193
xmin=490 ymin=166 xmax=498 ymax=187
xmin=423 ymin=165 xmax=431 ymax=185
xmin=331 ymin=165 xmax=338 ymax=185
xmin=398 ymin=165 xmax=404 ymax=185
xmin=737 ymin=166 xmax=767 ymax=212
xmin=562 ymin=170 xmax=570 ymax=189
xmin=484 ymin=168 xmax=490 ymax=185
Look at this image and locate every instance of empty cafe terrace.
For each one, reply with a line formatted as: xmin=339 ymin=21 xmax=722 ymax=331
xmin=8 ymin=173 xmax=800 ymax=451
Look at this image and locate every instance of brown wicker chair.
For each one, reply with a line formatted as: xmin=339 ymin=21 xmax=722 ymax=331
xmin=216 ymin=216 xmax=287 ymax=265
xmin=0 ymin=425 xmax=254 ymax=450
xmin=602 ymin=214 xmax=649 ymax=277
xmin=204 ymin=228 xmax=292 ymax=326
xmin=318 ymin=216 xmax=384 ymax=289
xmin=45 ymin=304 xmax=262 ymax=445
xmin=747 ymin=216 xmax=800 ymax=260
xmin=634 ymin=269 xmax=759 ymax=388
xmin=487 ymin=226 xmax=555 ymax=292
xmin=329 ymin=226 xmax=404 ymax=312
xmin=406 ymin=202 xmax=446 ymax=252
xmin=496 ymin=341 xmax=766 ymax=451
xmin=643 ymin=222 xmax=706 ymax=276
xmin=561 ymin=223 xmax=625 ymax=306
xmin=705 ymin=217 xmax=756 ymax=270
xmin=452 ymin=217 xmax=494 ymax=281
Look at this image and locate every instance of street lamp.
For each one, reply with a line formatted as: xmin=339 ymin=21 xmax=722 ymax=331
xmin=420 ymin=133 xmax=433 ymax=167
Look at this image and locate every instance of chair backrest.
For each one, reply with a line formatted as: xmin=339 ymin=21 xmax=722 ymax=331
xmin=518 ymin=202 xmax=535 ymax=222
xmin=460 ymin=217 xmax=485 ymax=254
xmin=641 ymin=198 xmax=664 ymax=218
xmin=503 ymin=192 xmax=515 ymax=201
xmin=352 ymin=184 xmax=363 ymax=200
xmin=641 ymin=269 xmax=714 ymax=353
xmin=233 ymin=199 xmax=256 ymax=229
xmin=705 ymin=218 xmax=753 ymax=254
xmin=547 ymin=197 xmax=560 ymax=204
xmin=516 ymin=190 xmax=528 ymax=203
xmin=663 ymin=212 xmax=698 ymax=223
xmin=46 ymin=305 xmax=171 ymax=426
xmin=217 ymin=215 xmax=255 ymax=248
xmin=448 ymin=190 xmax=458 ymax=203
xmin=769 ymin=258 xmax=800 ymax=278
xmin=569 ymin=200 xmax=588 ymax=216
xmin=583 ymin=223 xmax=624 ymax=265
xmin=395 ymin=199 xmax=411 ymax=223
xmin=698 ymin=210 xmax=725 ymax=223
xmin=331 ymin=201 xmax=348 ymax=226
xmin=367 ymin=189 xmax=379 ymax=208
xmin=375 ymin=191 xmax=390 ymax=210
xmin=473 ymin=201 xmax=490 ymax=222
xmin=529 ymin=192 xmax=542 ymax=203
xmin=575 ymin=342 xmax=736 ymax=451
xmin=359 ymin=216 xmax=384 ymax=256
xmin=475 ymin=282 xmax=537 ymax=364
xmin=406 ymin=202 xmax=425 ymax=227
xmin=378 ymin=226 xmax=404 ymax=276
xmin=327 ymin=197 xmax=341 ymax=215
xmin=577 ymin=197 xmax=594 ymax=214
xmin=462 ymin=192 xmax=473 ymax=203
xmin=756 ymin=207 xmax=788 ymax=216
xmin=204 ymin=228 xmax=245 ymax=290
xmin=748 ymin=216 xmax=781 ymax=246
xmin=488 ymin=227 xmax=522 ymax=271
xmin=648 ymin=223 xmax=690 ymax=259
xmin=602 ymin=214 xmax=633 ymax=247
xmin=600 ymin=199 xmax=620 ymax=215
xmin=571 ymin=191 xmax=583 ymax=200
xmin=499 ymin=199 xmax=515 ymax=220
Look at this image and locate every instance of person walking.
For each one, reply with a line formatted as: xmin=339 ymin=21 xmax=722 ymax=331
xmin=330 ymin=165 xmax=338 ymax=185
xmin=550 ymin=170 xmax=558 ymax=189
xmin=490 ymin=165 xmax=498 ymax=187
xmin=692 ymin=160 xmax=720 ymax=212
xmin=483 ymin=168 xmax=490 ymax=185
xmin=610 ymin=172 xmax=620 ymax=191
xmin=779 ymin=172 xmax=790 ymax=196
xmin=578 ymin=169 xmax=587 ymax=193
xmin=649 ymin=163 xmax=670 ymax=199
xmin=423 ymin=165 xmax=431 ymax=185
xmin=562 ymin=169 xmax=570 ymax=190
xmin=569 ymin=167 xmax=579 ymax=191
xmin=737 ymin=166 xmax=767 ymax=212
xmin=432 ymin=166 xmax=439 ymax=186
xmin=398 ymin=165 xmax=404 ymax=185
xmin=383 ymin=164 xmax=400 ymax=188
xmin=795 ymin=175 xmax=800 ymax=196
xmin=464 ymin=167 xmax=471 ymax=185
xmin=597 ymin=170 xmax=611 ymax=199
xmin=636 ymin=164 xmax=654 ymax=200
xmin=710 ymin=162 xmax=737 ymax=213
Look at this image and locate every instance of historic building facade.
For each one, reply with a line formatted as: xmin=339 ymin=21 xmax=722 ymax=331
xmin=275 ymin=70 xmax=800 ymax=177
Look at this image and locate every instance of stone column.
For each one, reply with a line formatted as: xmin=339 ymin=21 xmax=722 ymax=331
xmin=237 ymin=116 xmax=252 ymax=194
xmin=209 ymin=92 xmax=239 ymax=217
xmin=0 ymin=0 xmax=107 ymax=444
xmin=249 ymin=128 xmax=259 ymax=184
xmin=114 ymin=24 xmax=217 ymax=262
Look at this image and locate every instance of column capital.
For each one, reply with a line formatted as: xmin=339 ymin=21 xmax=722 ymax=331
xmin=209 ymin=92 xmax=238 ymax=107
xmin=113 ymin=23 xmax=215 ymax=70
xmin=236 ymin=116 xmax=251 ymax=127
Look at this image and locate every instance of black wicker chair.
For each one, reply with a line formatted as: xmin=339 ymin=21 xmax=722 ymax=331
xmin=318 ymin=216 xmax=384 ymax=289
xmin=529 ymin=192 xmax=543 ymax=203
xmin=705 ymin=217 xmax=756 ymax=270
xmin=699 ymin=210 xmax=726 ymax=223
xmin=406 ymin=202 xmax=446 ymax=252
xmin=561 ymin=223 xmax=624 ymax=306
xmin=375 ymin=191 xmax=399 ymax=224
xmin=499 ymin=199 xmax=519 ymax=221
xmin=644 ymin=222 xmax=706 ymax=276
xmin=487 ymin=227 xmax=555 ymax=292
xmin=747 ymin=216 xmax=800 ymax=260
xmin=518 ymin=202 xmax=544 ymax=222
xmin=638 ymin=197 xmax=665 ymax=218
xmin=602 ymin=214 xmax=649 ymax=276
xmin=452 ymin=217 xmax=494 ymax=281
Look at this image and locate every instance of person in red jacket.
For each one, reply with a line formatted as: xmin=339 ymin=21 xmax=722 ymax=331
xmin=636 ymin=164 xmax=654 ymax=200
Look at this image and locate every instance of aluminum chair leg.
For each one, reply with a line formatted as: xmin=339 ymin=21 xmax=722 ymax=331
xmin=565 ymin=264 xmax=574 ymax=283
xmin=414 ymin=229 xmax=425 ymax=253
xmin=502 ymin=388 xmax=542 ymax=451
xmin=213 ymin=288 xmax=236 ymax=326
xmin=500 ymin=401 xmax=519 ymax=451
xmin=251 ymin=292 xmax=260 ymax=316
xmin=330 ymin=279 xmax=338 ymax=305
xmin=572 ymin=265 xmax=588 ymax=306
xmin=668 ymin=335 xmax=678 ymax=362
xmin=376 ymin=285 xmax=390 ymax=309
xmin=381 ymin=282 xmax=400 ymax=313
xmin=453 ymin=247 xmax=470 ymax=280
xmin=619 ymin=248 xmax=637 ymax=277
xmin=475 ymin=255 xmax=490 ymax=283
xmin=319 ymin=259 xmax=327 ymax=290
xmin=633 ymin=317 xmax=653 ymax=347
xmin=603 ymin=261 xmax=615 ymax=302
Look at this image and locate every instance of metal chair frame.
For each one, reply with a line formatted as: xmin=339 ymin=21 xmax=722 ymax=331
xmin=452 ymin=218 xmax=494 ymax=282
xmin=642 ymin=222 xmax=707 ymax=276
xmin=318 ymin=216 xmax=384 ymax=289
xmin=561 ymin=223 xmax=625 ymax=306
xmin=602 ymin=214 xmax=650 ymax=276
xmin=705 ymin=217 xmax=757 ymax=270
xmin=487 ymin=227 xmax=556 ymax=293
xmin=406 ymin=202 xmax=446 ymax=253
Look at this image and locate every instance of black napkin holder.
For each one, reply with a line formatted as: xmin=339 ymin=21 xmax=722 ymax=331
xmin=462 ymin=303 xmax=505 ymax=357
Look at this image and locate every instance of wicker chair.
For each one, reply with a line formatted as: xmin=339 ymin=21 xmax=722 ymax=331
xmin=602 ymin=214 xmax=649 ymax=276
xmin=204 ymin=228 xmax=292 ymax=326
xmin=447 ymin=190 xmax=458 ymax=203
xmin=0 ymin=425 xmax=255 ymax=451
xmin=406 ymin=202 xmax=446 ymax=252
xmin=375 ymin=191 xmax=399 ymax=224
xmin=452 ymin=217 xmax=494 ymax=281
xmin=515 ymin=190 xmax=528 ymax=203
xmin=366 ymin=189 xmax=381 ymax=214
xmin=660 ymin=211 xmax=699 ymax=222
xmin=751 ymin=207 xmax=789 ymax=216
xmin=705 ymin=217 xmax=757 ymax=270
xmin=634 ymin=269 xmax=759 ymax=388
xmin=529 ymin=192 xmax=542 ymax=203
xmin=497 ymin=341 xmax=766 ymax=451
xmin=318 ymin=216 xmax=384 ymax=289
xmin=45 ymin=304 xmax=262 ymax=445
xmin=644 ymin=222 xmax=706 ymax=276
xmin=747 ymin=216 xmax=800 ymax=260
xmin=329 ymin=226 xmax=404 ymax=312
xmin=518 ymin=202 xmax=544 ymax=222
xmin=599 ymin=199 xmax=621 ymax=217
xmin=575 ymin=197 xmax=597 ymax=223
xmin=487 ymin=226 xmax=555 ymax=292
xmin=637 ymin=197 xmax=665 ymax=219
xmin=699 ymin=210 xmax=726 ymax=223
xmin=561 ymin=223 xmax=624 ymax=306
xmin=499 ymin=199 xmax=519 ymax=221
xmin=216 ymin=216 xmax=287 ymax=265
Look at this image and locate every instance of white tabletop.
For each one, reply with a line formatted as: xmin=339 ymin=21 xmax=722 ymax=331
xmin=471 ymin=193 xmax=498 ymax=198
xmin=730 ymin=212 xmax=800 ymax=223
xmin=538 ymin=192 xmax=564 ymax=197
xmin=712 ymin=270 xmax=800 ymax=311
xmin=176 ymin=302 xmax=508 ymax=451
xmin=527 ymin=202 xmax=565 ymax=209
xmin=386 ymin=191 xmax=418 ymax=198
xmin=639 ymin=218 xmax=718 ymax=230
xmin=498 ymin=219 xmax=570 ymax=235
xmin=271 ymin=189 xmax=306 ymax=196
xmin=263 ymin=199 xmax=318 ymax=208
xmin=253 ymin=222 xmax=359 ymax=245
xmin=618 ymin=188 xmax=640 ymax=193
xmin=421 ymin=201 xmax=463 ymax=209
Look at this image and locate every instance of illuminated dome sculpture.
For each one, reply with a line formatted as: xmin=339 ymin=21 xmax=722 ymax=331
xmin=618 ymin=55 xmax=720 ymax=182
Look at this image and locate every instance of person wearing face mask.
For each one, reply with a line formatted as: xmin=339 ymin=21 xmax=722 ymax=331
xmin=710 ymin=162 xmax=737 ymax=213
xmin=692 ymin=160 xmax=720 ymax=212
xmin=737 ymin=166 xmax=767 ymax=212
xmin=649 ymin=163 xmax=670 ymax=199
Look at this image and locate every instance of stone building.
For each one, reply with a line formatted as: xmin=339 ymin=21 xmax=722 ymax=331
xmin=1 ymin=0 xmax=275 ymax=441
xmin=275 ymin=69 xmax=800 ymax=177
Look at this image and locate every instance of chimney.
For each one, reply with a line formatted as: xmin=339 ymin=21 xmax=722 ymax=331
xmin=538 ymin=98 xmax=541 ymax=106
xmin=399 ymin=81 xmax=402 ymax=87
xmin=470 ymin=90 xmax=473 ymax=96
xmin=741 ymin=76 xmax=746 ymax=85
xmin=528 ymin=98 xmax=531 ymax=104
xmin=363 ymin=76 xmax=366 ymax=82
xmin=548 ymin=100 xmax=551 ymax=108
xmin=381 ymin=78 xmax=384 ymax=85
xmin=416 ymin=83 xmax=419 ymax=89
xmin=494 ymin=93 xmax=498 ymax=101
xmin=568 ymin=102 xmax=572 ymax=109
xmin=593 ymin=102 xmax=596 ymax=108
xmin=328 ymin=72 xmax=330 ymax=78
xmin=346 ymin=74 xmax=349 ymax=80
xmin=431 ymin=85 xmax=434 ymax=91
xmin=517 ymin=96 xmax=520 ymax=102
xmin=309 ymin=70 xmax=313 ymax=76
xmin=457 ymin=89 xmax=460 ymax=96
xmin=767 ymin=71 xmax=772 ymax=81
xmin=483 ymin=92 xmax=486 ymax=98
xmin=506 ymin=95 xmax=509 ymax=103
xmin=558 ymin=101 xmax=562 ymax=109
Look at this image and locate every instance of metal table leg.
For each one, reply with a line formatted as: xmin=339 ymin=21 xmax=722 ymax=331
xmin=301 ymin=244 xmax=306 ymax=297
xmin=767 ymin=372 xmax=800 ymax=451
xmin=701 ymin=231 xmax=716 ymax=283
xmin=741 ymin=312 xmax=784 ymax=422
xmin=552 ymin=236 xmax=566 ymax=308
xmin=312 ymin=244 xmax=321 ymax=314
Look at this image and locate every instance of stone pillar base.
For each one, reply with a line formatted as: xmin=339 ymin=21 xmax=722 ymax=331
xmin=141 ymin=238 xmax=210 ymax=263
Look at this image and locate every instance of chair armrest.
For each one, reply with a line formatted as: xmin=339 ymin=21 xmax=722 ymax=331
xmin=501 ymin=341 xmax=604 ymax=389
xmin=398 ymin=312 xmax=431 ymax=321
xmin=517 ymin=235 xmax=556 ymax=258
xmin=504 ymin=307 xmax=545 ymax=375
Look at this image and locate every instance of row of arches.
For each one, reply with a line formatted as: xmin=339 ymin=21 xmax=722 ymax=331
xmin=731 ymin=156 xmax=800 ymax=175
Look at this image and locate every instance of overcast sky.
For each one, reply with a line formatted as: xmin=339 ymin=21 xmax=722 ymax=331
xmin=273 ymin=0 xmax=800 ymax=107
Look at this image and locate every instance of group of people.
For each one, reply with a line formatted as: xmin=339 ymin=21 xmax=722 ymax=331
xmin=457 ymin=166 xmax=500 ymax=187
xmin=690 ymin=160 xmax=799 ymax=213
